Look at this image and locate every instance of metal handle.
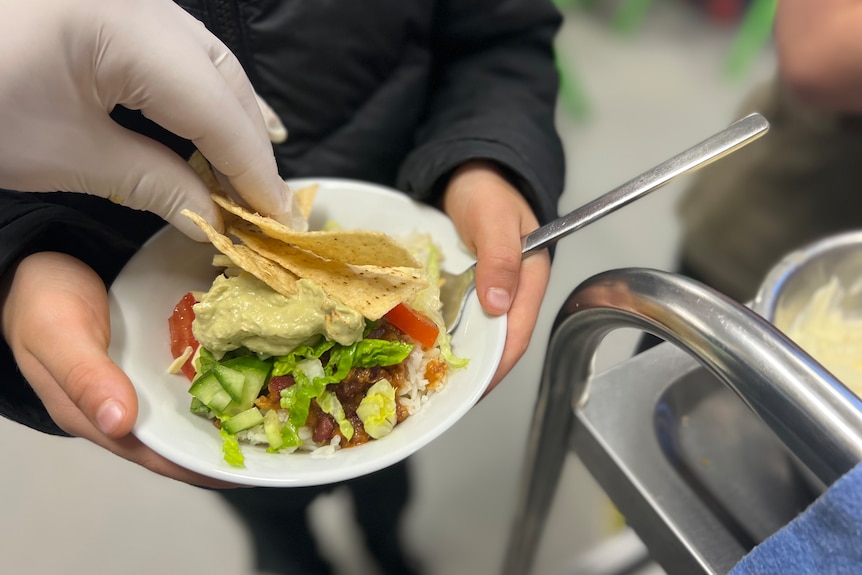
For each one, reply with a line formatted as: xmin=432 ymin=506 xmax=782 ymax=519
xmin=505 ymin=268 xmax=862 ymax=575
xmin=521 ymin=113 xmax=770 ymax=255
xmin=562 ymin=268 xmax=862 ymax=483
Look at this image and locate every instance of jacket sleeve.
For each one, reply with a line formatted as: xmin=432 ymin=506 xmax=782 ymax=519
xmin=0 ymin=191 xmax=166 ymax=435
xmin=396 ymin=0 xmax=565 ymax=225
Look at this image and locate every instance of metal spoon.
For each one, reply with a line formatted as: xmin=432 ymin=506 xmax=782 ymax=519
xmin=440 ymin=112 xmax=771 ymax=333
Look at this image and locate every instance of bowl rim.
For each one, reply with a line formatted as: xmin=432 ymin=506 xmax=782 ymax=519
xmin=752 ymin=230 xmax=862 ymax=322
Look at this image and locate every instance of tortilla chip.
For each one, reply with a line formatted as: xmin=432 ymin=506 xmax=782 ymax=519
xmin=189 ymin=150 xmax=314 ymax=228
xmin=181 ymin=209 xmax=299 ymax=298
xmin=294 ymin=184 xmax=318 ymax=221
xmin=211 ymin=194 xmax=419 ymax=268
xmin=188 ymin=151 xmax=223 ymax=195
xmin=232 ymin=227 xmax=428 ymax=320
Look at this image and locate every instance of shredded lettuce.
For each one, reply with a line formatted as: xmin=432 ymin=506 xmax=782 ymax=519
xmin=263 ymin=409 xmax=284 ymax=451
xmin=356 ymin=379 xmax=397 ymax=439
xmin=195 ymin=346 xmax=216 ymax=375
xmin=262 ymin=409 xmax=301 ymax=453
xmin=403 ymin=234 xmax=469 ymax=369
xmin=280 ymin=358 xmax=328 ymax=428
xmin=328 ymin=338 xmax=414 ymax=373
xmin=317 ymin=390 xmax=354 ymax=440
xmin=277 ymin=338 xmax=412 ymax=430
xmin=271 ymin=339 xmax=334 ymax=376
xmin=220 ymin=428 xmax=245 ymax=467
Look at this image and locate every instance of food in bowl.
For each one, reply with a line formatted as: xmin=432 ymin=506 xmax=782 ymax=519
xmin=783 ymin=277 xmax=862 ymax=396
xmin=167 ymin=179 xmax=467 ymax=467
xmin=754 ymin=231 xmax=862 ymax=399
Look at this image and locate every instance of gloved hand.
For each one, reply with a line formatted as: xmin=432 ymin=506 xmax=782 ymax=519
xmin=0 ymin=0 xmax=305 ymax=240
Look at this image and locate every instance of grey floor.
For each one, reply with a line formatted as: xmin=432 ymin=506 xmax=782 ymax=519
xmin=0 ymin=4 xmax=777 ymax=575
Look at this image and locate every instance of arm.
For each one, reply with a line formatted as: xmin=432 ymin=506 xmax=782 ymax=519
xmin=1 ymin=248 xmax=232 ymax=487
xmin=0 ymin=0 xmax=302 ymax=239
xmin=775 ymin=0 xmax=862 ymax=111
xmin=0 ymin=191 xmax=160 ymax=435
xmin=0 ymin=192 xmax=234 ymax=486
xmin=396 ymin=0 xmax=565 ymax=222
xmin=397 ymin=0 xmax=564 ymax=392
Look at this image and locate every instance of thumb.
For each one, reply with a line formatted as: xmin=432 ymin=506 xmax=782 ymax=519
xmin=21 ymin=257 xmax=140 ymax=438
xmin=475 ymin=237 xmax=522 ymax=316
xmin=50 ymin=344 xmax=140 ymax=439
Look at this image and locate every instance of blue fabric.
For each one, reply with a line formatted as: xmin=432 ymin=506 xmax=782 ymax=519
xmin=730 ymin=462 xmax=862 ymax=574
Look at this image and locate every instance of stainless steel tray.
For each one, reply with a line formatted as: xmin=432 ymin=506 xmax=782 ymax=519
xmin=503 ymin=268 xmax=862 ymax=575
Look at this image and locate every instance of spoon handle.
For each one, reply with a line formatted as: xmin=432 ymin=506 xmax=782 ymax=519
xmin=521 ymin=112 xmax=770 ymax=255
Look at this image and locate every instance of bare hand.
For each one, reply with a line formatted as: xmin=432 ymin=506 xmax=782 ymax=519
xmin=1 ymin=252 xmax=235 ymax=487
xmin=442 ymin=161 xmax=551 ymax=393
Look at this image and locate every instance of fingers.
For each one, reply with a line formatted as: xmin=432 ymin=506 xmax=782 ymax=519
xmin=78 ymin=117 xmax=223 ymax=242
xmin=99 ymin=2 xmax=290 ymax=220
xmin=17 ymin=343 xmax=236 ymax=488
xmin=443 ymin=161 xmax=552 ymax=393
xmin=4 ymin=253 xmax=139 ymax=438
xmin=106 ymin=435 xmax=240 ymax=488
xmin=15 ymin=346 xmax=235 ymax=487
xmin=3 ymin=253 xmax=238 ymax=487
xmin=0 ymin=0 xmax=290 ymax=236
xmin=39 ymin=335 xmax=138 ymax=439
xmin=473 ymin=224 xmax=522 ymax=317
xmin=486 ymin=252 xmax=550 ymax=394
xmin=444 ymin=162 xmax=536 ymax=316
xmin=31 ymin=0 xmax=291 ymax=235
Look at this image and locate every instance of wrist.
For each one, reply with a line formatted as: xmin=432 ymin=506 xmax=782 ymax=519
xmin=443 ymin=160 xmax=533 ymax=221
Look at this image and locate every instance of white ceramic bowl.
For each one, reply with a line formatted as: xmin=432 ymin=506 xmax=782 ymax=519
xmin=108 ymin=179 xmax=506 ymax=486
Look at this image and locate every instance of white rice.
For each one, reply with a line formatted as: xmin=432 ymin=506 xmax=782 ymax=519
xmin=236 ymin=425 xmax=268 ymax=446
xmin=397 ymin=345 xmax=439 ymax=416
xmin=310 ymin=435 xmax=342 ymax=458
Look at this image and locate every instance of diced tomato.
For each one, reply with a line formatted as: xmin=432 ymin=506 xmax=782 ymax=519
xmin=384 ymin=303 xmax=439 ymax=348
xmin=168 ymin=292 xmax=199 ymax=381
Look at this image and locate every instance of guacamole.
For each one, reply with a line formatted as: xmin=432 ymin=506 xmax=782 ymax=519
xmin=192 ymin=272 xmax=365 ymax=357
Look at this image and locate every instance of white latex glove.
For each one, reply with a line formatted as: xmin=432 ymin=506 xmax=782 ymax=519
xmin=0 ymin=0 xmax=304 ymax=240
xmin=211 ymin=91 xmax=309 ymax=231
xmin=255 ymin=93 xmax=289 ymax=145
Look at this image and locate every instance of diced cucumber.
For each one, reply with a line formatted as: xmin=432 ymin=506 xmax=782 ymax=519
xmin=221 ymin=407 xmax=264 ymax=434
xmin=263 ymin=409 xmax=283 ymax=450
xmin=196 ymin=347 xmax=216 ymax=375
xmin=189 ymin=396 xmax=212 ymax=416
xmin=189 ymin=372 xmax=232 ymax=413
xmin=222 ymin=354 xmax=270 ymax=377
xmin=213 ymin=364 xmax=246 ymax=403
xmin=188 ymin=350 xmax=272 ymax=417
xmin=222 ymin=356 xmax=271 ymax=410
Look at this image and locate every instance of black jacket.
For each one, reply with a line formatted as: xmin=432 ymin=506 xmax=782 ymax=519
xmin=0 ymin=0 xmax=565 ymax=434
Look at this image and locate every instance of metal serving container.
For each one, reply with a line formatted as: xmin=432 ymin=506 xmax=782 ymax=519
xmin=506 ymin=234 xmax=862 ymax=575
xmin=751 ymin=230 xmax=862 ymax=496
xmin=753 ymin=230 xmax=862 ymax=333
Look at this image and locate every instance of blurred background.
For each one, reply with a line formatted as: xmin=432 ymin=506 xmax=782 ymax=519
xmin=0 ymin=2 xmax=777 ymax=574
